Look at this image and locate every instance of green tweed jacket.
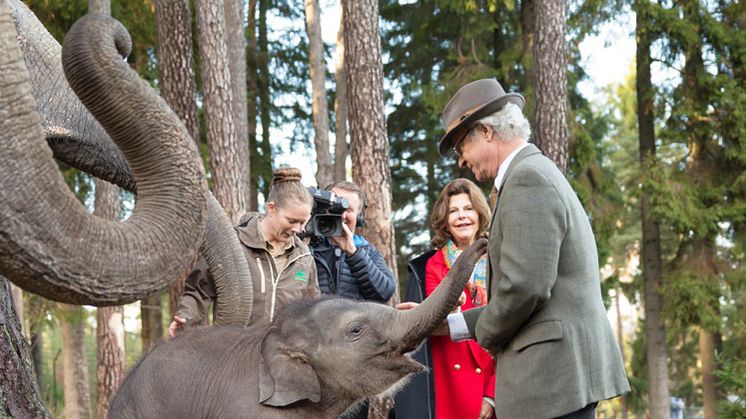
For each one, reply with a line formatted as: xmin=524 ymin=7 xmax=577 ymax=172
xmin=462 ymin=144 xmax=630 ymax=419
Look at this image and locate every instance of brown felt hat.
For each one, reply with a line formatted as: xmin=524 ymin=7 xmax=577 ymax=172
xmin=438 ymin=78 xmax=525 ymax=157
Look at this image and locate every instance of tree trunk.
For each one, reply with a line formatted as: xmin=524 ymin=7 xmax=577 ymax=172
xmin=256 ymin=0 xmax=272 ymax=201
xmin=59 ymin=303 xmax=92 ymax=419
xmin=305 ymin=0 xmax=332 ymax=187
xmin=29 ymin=298 xmax=45 ymax=394
xmin=141 ymin=292 xmax=163 ymax=353
xmin=247 ymin=0 xmax=259 ymax=210
xmin=615 ymin=289 xmax=629 ymax=419
xmin=10 ymin=283 xmax=23 ymax=331
xmin=533 ymin=0 xmax=568 ymax=174
xmin=96 ymin=306 xmax=125 ymax=419
xmin=154 ymin=0 xmax=200 ymax=142
xmin=636 ymin=3 xmax=670 ymax=417
xmin=195 ymin=0 xmax=247 ymax=224
xmin=679 ymin=1 xmax=724 ymax=413
xmin=519 ymin=0 xmax=535 ymax=122
xmin=343 ymin=0 xmax=398 ymax=415
xmin=333 ymin=5 xmax=348 ymax=181
xmin=699 ymin=327 xmax=722 ymax=419
xmin=154 ymin=0 xmax=201 ymax=316
xmin=87 ymin=0 xmax=110 ymax=15
xmin=225 ymin=0 xmax=251 ymax=205
xmin=0 ymin=276 xmax=50 ymax=418
xmin=93 ymin=178 xmax=125 ymax=419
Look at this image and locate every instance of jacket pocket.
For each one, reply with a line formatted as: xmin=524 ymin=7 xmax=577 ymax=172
xmin=511 ymin=320 xmax=563 ymax=352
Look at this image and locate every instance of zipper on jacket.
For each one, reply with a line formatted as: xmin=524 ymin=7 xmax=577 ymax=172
xmin=257 ymin=257 xmax=266 ymax=294
xmin=269 ymin=251 xmax=311 ymax=323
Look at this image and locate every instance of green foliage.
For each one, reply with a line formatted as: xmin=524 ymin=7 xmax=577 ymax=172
xmin=381 ymin=0 xmax=623 ymax=287
xmin=714 ymin=353 xmax=746 ymax=418
xmin=25 ymin=0 xmax=157 ymax=81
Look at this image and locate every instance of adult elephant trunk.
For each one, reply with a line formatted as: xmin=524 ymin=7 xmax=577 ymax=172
xmin=390 ymin=239 xmax=487 ymax=352
xmin=5 ymin=3 xmax=252 ymax=324
xmin=9 ymin=0 xmax=135 ymax=191
xmin=0 ymin=11 xmax=206 ymax=305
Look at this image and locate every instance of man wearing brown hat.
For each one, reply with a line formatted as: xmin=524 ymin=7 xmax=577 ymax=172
xmin=439 ymin=79 xmax=630 ymax=419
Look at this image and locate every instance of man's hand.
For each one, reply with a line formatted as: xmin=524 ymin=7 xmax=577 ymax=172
xmin=168 ymin=315 xmax=187 ymax=338
xmin=329 ymin=223 xmax=357 ymax=255
xmin=395 ymin=302 xmax=451 ymax=336
xmin=450 ymin=291 xmax=467 ymax=313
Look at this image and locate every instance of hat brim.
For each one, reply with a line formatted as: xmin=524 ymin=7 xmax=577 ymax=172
xmin=438 ymin=93 xmax=525 ymax=157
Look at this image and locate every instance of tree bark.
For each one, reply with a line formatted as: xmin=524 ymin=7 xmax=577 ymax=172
xmin=59 ymin=303 xmax=92 ymax=419
xmin=10 ymin=283 xmax=23 ymax=331
xmin=0 ymin=276 xmax=50 ymax=418
xmin=256 ymin=0 xmax=272 ymax=200
xmin=93 ymin=178 xmax=125 ymax=419
xmin=343 ymin=0 xmax=398 ymax=415
xmin=87 ymin=0 xmax=110 ymax=15
xmin=699 ymin=327 xmax=722 ymax=419
xmin=154 ymin=0 xmax=200 ymax=142
xmin=96 ymin=306 xmax=125 ymax=419
xmin=247 ymin=0 xmax=259 ymax=210
xmin=636 ymin=3 xmax=670 ymax=417
xmin=225 ymin=0 xmax=251 ymax=205
xmin=519 ymin=0 xmax=536 ymax=122
xmin=305 ymin=0 xmax=332 ymax=187
xmin=333 ymin=5 xmax=348 ymax=181
xmin=615 ymin=289 xmax=629 ymax=419
xmin=154 ymin=0 xmax=201 ymax=316
xmin=533 ymin=0 xmax=568 ymax=174
xmin=195 ymin=0 xmax=248 ymax=224
xmin=679 ymin=1 xmax=724 ymax=414
xmin=141 ymin=292 xmax=163 ymax=353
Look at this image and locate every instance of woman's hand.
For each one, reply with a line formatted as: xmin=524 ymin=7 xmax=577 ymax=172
xmin=478 ymin=399 xmax=495 ymax=419
xmin=168 ymin=315 xmax=187 ymax=338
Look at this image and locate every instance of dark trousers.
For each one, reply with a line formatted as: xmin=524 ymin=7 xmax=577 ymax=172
xmin=551 ymin=403 xmax=598 ymax=419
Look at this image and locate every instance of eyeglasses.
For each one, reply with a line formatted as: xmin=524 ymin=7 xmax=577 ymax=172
xmin=453 ymin=126 xmax=476 ymax=157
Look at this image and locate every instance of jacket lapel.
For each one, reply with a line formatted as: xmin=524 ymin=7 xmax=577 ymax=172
xmin=486 ymin=143 xmax=541 ymax=300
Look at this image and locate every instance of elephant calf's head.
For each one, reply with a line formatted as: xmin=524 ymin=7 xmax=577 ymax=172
xmin=259 ymin=298 xmax=423 ymax=409
xmin=259 ymin=239 xmax=488 ymax=412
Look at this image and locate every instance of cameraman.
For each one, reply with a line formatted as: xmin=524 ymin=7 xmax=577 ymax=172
xmin=312 ymin=181 xmax=396 ymax=303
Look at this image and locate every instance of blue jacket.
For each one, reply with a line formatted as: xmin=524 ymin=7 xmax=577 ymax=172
xmin=312 ymin=235 xmax=396 ymax=302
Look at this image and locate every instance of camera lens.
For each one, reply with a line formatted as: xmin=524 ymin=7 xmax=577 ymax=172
xmin=316 ymin=216 xmax=336 ymax=236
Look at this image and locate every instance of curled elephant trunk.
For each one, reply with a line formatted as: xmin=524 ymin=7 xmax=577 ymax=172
xmin=0 ymin=11 xmax=206 ymax=305
xmin=391 ymin=239 xmax=488 ymax=352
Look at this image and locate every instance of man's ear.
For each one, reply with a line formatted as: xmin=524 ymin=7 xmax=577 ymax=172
xmin=258 ymin=332 xmax=321 ymax=407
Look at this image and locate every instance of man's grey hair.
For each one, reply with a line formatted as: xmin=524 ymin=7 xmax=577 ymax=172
xmin=470 ymin=102 xmax=531 ymax=143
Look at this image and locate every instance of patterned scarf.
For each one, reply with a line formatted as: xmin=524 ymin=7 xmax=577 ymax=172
xmin=442 ymin=239 xmax=488 ymax=306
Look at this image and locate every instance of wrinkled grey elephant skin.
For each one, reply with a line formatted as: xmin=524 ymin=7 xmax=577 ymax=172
xmin=109 ymin=240 xmax=488 ymax=419
xmin=3 ymin=3 xmax=251 ymax=324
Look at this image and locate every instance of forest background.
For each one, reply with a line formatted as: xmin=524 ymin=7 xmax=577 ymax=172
xmin=1 ymin=0 xmax=744 ymax=419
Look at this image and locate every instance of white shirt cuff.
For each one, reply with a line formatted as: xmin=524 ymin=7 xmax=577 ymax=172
xmin=483 ymin=397 xmax=495 ymax=408
xmin=447 ymin=312 xmax=471 ymax=342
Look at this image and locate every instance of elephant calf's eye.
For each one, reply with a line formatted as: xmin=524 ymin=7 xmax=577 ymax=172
xmin=345 ymin=324 xmax=366 ymax=341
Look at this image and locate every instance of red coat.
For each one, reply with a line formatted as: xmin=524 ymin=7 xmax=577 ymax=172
xmin=426 ymin=250 xmax=496 ymax=419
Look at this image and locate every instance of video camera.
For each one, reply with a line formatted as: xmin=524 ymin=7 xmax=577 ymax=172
xmin=301 ymin=187 xmax=350 ymax=239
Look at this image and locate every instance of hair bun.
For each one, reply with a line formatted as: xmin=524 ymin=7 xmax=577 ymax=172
xmin=271 ymin=167 xmax=303 ymax=187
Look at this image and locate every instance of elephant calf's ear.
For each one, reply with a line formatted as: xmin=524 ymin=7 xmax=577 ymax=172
xmin=259 ymin=335 xmax=321 ymax=407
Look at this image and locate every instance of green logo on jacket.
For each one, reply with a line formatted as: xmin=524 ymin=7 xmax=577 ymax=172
xmin=294 ymin=271 xmax=308 ymax=282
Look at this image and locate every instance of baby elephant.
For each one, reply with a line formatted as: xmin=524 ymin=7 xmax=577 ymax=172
xmin=109 ymin=239 xmax=487 ymax=419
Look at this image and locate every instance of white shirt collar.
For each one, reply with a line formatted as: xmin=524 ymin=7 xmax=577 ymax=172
xmin=493 ymin=142 xmax=530 ymax=191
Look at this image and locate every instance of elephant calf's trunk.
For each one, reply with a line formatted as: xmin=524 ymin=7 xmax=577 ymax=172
xmin=392 ymin=239 xmax=487 ymax=351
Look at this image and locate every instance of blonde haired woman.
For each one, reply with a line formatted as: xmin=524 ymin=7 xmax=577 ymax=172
xmin=170 ymin=167 xmax=319 ymax=335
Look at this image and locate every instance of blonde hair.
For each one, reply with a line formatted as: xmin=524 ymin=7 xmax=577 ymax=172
xmin=430 ymin=178 xmax=491 ymax=249
xmin=267 ymin=167 xmax=313 ymax=209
